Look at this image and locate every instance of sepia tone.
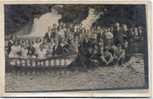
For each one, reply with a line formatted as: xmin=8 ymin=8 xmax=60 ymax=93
xmin=4 ymin=4 xmax=148 ymax=92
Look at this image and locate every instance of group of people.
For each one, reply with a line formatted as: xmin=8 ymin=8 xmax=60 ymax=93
xmin=6 ymin=22 xmax=144 ymax=65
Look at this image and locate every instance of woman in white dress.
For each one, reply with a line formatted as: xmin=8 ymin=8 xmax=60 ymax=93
xmin=20 ymin=45 xmax=28 ymax=58
xmin=9 ymin=41 xmax=21 ymax=58
xmin=33 ymin=39 xmax=41 ymax=57
xmin=38 ymin=44 xmax=47 ymax=59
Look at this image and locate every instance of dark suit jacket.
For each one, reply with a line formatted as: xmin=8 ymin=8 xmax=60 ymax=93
xmin=44 ymin=32 xmax=52 ymax=42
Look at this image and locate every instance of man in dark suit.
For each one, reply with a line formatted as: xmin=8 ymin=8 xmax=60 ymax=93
xmin=113 ymin=22 xmax=124 ymax=46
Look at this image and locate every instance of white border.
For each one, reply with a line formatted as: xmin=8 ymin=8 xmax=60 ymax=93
xmin=0 ymin=0 xmax=152 ymax=97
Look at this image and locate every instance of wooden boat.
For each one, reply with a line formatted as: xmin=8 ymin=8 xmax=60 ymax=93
xmin=6 ymin=54 xmax=77 ymax=68
xmin=5 ymin=35 xmax=78 ymax=68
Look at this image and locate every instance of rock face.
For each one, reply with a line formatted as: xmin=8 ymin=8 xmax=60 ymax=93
xmin=5 ymin=54 xmax=147 ymax=92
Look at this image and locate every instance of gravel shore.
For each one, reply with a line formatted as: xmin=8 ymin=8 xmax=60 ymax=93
xmin=5 ymin=54 xmax=147 ymax=92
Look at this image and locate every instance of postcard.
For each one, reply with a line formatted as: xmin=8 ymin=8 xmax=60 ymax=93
xmin=0 ymin=0 xmax=152 ymax=97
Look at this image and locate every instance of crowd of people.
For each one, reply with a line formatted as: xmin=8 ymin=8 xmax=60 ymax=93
xmin=6 ymin=22 xmax=144 ymax=65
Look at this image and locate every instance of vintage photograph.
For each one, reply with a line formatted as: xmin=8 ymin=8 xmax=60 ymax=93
xmin=4 ymin=4 xmax=148 ymax=92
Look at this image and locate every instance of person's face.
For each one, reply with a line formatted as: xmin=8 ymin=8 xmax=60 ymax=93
xmin=67 ymin=28 xmax=70 ymax=32
xmin=117 ymin=44 xmax=122 ymax=49
xmin=110 ymin=27 xmax=113 ymax=31
xmin=89 ymin=8 xmax=95 ymax=15
xmin=105 ymin=28 xmax=108 ymax=32
xmin=79 ymin=24 xmax=82 ymax=27
xmin=51 ymin=8 xmax=57 ymax=13
xmin=103 ymin=28 xmax=107 ymax=32
xmin=123 ymin=24 xmax=128 ymax=31
xmin=59 ymin=22 xmax=63 ymax=26
xmin=85 ymin=29 xmax=89 ymax=33
xmin=15 ymin=42 xmax=18 ymax=46
xmin=53 ymin=24 xmax=57 ymax=28
xmin=134 ymin=28 xmax=138 ymax=32
xmin=108 ymin=28 xmax=111 ymax=32
xmin=100 ymin=29 xmax=103 ymax=33
xmin=82 ymin=29 xmax=86 ymax=33
xmin=138 ymin=26 xmax=143 ymax=31
xmin=97 ymin=26 xmax=101 ymax=30
xmin=115 ymin=22 xmax=120 ymax=27
xmin=100 ymin=47 xmax=103 ymax=52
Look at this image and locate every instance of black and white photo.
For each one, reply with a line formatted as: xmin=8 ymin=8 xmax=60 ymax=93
xmin=3 ymin=3 xmax=150 ymax=93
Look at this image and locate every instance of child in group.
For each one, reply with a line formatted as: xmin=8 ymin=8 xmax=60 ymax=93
xmin=9 ymin=41 xmax=21 ymax=58
xmin=20 ymin=45 xmax=28 ymax=58
xmin=38 ymin=44 xmax=47 ymax=59
xmin=103 ymin=27 xmax=114 ymax=50
xmin=102 ymin=47 xmax=114 ymax=65
xmin=113 ymin=44 xmax=126 ymax=65
xmin=33 ymin=39 xmax=42 ymax=58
